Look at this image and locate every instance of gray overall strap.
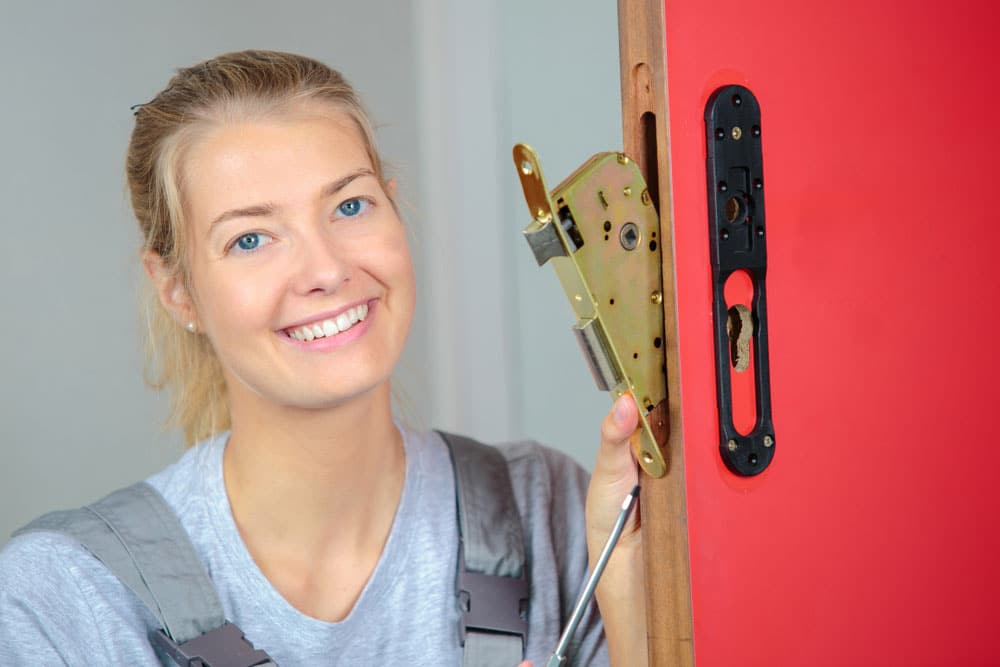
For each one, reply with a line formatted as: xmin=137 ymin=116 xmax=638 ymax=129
xmin=14 ymin=481 xmax=273 ymax=667
xmin=438 ymin=431 xmax=529 ymax=667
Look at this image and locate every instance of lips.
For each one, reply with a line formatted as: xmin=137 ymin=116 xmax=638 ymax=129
xmin=283 ymin=303 xmax=370 ymax=341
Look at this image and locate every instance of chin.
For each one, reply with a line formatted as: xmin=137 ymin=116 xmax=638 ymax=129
xmin=223 ymin=345 xmax=400 ymax=416
xmin=263 ymin=374 xmax=392 ymax=414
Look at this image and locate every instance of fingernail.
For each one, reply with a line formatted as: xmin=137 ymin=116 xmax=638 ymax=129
xmin=613 ymin=396 xmax=630 ymax=426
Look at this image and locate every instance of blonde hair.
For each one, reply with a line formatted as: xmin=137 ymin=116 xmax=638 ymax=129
xmin=126 ymin=50 xmax=386 ymax=446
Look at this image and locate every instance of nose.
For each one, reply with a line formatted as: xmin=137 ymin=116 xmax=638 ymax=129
xmin=290 ymin=229 xmax=350 ymax=296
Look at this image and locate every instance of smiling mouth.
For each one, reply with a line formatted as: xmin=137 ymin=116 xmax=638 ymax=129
xmin=284 ymin=304 xmax=370 ymax=341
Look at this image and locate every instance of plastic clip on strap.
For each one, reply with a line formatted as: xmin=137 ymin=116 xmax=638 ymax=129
xmin=151 ymin=623 xmax=274 ymax=667
xmin=456 ymin=540 xmax=530 ymax=643
xmin=438 ymin=431 xmax=530 ymax=667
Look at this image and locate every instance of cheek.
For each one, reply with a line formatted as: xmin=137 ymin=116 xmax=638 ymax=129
xmin=384 ymin=228 xmax=416 ymax=284
xmin=193 ymin=266 xmax=283 ymax=333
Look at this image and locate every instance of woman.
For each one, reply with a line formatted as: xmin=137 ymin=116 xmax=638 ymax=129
xmin=0 ymin=50 xmax=645 ymax=666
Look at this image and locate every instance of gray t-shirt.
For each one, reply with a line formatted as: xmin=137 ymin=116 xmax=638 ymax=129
xmin=0 ymin=427 xmax=608 ymax=666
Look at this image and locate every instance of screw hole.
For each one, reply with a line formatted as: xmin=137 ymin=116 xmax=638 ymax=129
xmin=520 ymin=160 xmax=533 ymax=175
xmin=633 ymin=352 xmax=639 ymax=359
xmin=748 ymin=452 xmax=758 ymax=466
xmin=649 ymin=240 xmax=658 ymax=251
xmin=653 ymin=337 xmax=662 ymax=348
xmin=715 ymin=127 xmax=725 ymax=140
xmin=732 ymin=93 xmax=742 ymax=107
xmin=609 ymin=298 xmax=615 ymax=305
xmin=603 ymin=221 xmax=612 ymax=232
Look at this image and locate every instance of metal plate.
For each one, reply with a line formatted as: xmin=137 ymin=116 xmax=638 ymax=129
xmin=514 ymin=145 xmax=669 ymax=477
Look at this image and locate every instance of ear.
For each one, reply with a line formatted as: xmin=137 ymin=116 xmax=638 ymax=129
xmin=384 ymin=178 xmax=398 ymax=202
xmin=142 ymin=250 xmax=198 ymax=329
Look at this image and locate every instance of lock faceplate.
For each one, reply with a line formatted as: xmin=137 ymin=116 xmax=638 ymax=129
xmin=513 ymin=144 xmax=669 ymax=478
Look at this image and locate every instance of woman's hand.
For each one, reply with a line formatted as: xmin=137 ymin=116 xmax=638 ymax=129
xmin=584 ymin=393 xmax=648 ymax=667
xmin=586 ymin=394 xmax=642 ymax=550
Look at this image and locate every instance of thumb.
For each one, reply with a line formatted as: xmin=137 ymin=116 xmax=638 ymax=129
xmin=594 ymin=393 xmax=640 ymax=482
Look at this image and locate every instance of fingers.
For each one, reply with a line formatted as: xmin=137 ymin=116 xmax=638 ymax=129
xmin=606 ymin=392 xmax=640 ymax=441
xmin=594 ymin=393 xmax=640 ymax=483
xmin=588 ymin=393 xmax=641 ymax=539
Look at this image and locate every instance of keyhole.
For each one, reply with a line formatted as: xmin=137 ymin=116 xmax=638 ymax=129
xmin=726 ymin=304 xmax=753 ymax=372
xmin=724 ymin=270 xmax=757 ymax=436
xmin=725 ymin=196 xmax=744 ymax=223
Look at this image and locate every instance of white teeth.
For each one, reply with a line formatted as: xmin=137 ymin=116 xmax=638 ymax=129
xmin=287 ymin=303 xmax=371 ymax=342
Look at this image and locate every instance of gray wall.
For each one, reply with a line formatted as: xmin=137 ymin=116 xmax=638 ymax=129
xmin=0 ymin=1 xmax=621 ymax=544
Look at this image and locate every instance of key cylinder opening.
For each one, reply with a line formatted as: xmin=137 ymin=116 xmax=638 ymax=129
xmin=723 ymin=270 xmax=757 ymax=436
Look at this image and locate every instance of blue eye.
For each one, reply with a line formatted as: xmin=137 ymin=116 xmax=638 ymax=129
xmin=237 ymin=234 xmax=261 ymax=250
xmin=337 ymin=197 xmax=369 ymax=218
xmin=228 ymin=232 xmax=274 ymax=255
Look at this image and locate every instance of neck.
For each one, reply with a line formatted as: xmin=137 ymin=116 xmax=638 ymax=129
xmin=222 ymin=381 xmax=406 ymax=558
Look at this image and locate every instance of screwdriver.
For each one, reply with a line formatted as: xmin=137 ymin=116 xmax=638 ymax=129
xmin=546 ymin=484 xmax=640 ymax=666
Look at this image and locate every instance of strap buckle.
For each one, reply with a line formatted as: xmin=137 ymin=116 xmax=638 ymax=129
xmin=456 ymin=541 xmax=530 ymax=646
xmin=151 ymin=622 xmax=274 ymax=667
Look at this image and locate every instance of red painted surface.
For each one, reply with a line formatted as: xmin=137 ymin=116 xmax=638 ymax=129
xmin=662 ymin=1 xmax=1000 ymax=664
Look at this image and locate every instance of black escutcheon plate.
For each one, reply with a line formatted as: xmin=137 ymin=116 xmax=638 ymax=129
xmin=705 ymin=85 xmax=776 ymax=476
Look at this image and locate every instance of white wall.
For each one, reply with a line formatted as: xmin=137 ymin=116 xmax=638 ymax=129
xmin=500 ymin=0 xmax=624 ymax=463
xmin=409 ymin=0 xmax=623 ymax=462
xmin=0 ymin=0 xmax=621 ymax=544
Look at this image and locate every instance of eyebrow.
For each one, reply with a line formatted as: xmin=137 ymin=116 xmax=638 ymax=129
xmin=208 ymin=168 xmax=377 ymax=229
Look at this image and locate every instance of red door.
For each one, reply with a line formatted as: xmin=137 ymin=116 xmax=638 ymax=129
xmin=661 ymin=1 xmax=1000 ymax=663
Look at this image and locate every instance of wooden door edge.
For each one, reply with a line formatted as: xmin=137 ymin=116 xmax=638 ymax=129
xmin=618 ymin=0 xmax=696 ymax=664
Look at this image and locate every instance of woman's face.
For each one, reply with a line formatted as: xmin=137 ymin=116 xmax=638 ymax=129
xmin=178 ymin=111 xmax=415 ymax=413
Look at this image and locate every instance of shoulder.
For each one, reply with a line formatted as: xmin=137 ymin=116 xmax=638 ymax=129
xmin=0 ymin=440 xmax=220 ymax=666
xmin=499 ymin=440 xmax=590 ymax=484
xmin=0 ymin=530 xmax=158 ymax=664
xmin=0 ymin=529 xmax=101 ymax=603
xmin=495 ymin=439 xmax=591 ymax=528
xmin=426 ymin=431 xmax=590 ymax=539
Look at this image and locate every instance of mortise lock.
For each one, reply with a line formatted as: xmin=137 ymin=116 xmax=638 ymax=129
xmin=513 ymin=144 xmax=669 ymax=478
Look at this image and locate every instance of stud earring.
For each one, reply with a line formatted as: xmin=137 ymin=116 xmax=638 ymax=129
xmin=186 ymin=322 xmax=197 ymax=333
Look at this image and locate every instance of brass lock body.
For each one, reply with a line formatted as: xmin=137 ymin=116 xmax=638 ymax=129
xmin=513 ymin=145 xmax=669 ymax=478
